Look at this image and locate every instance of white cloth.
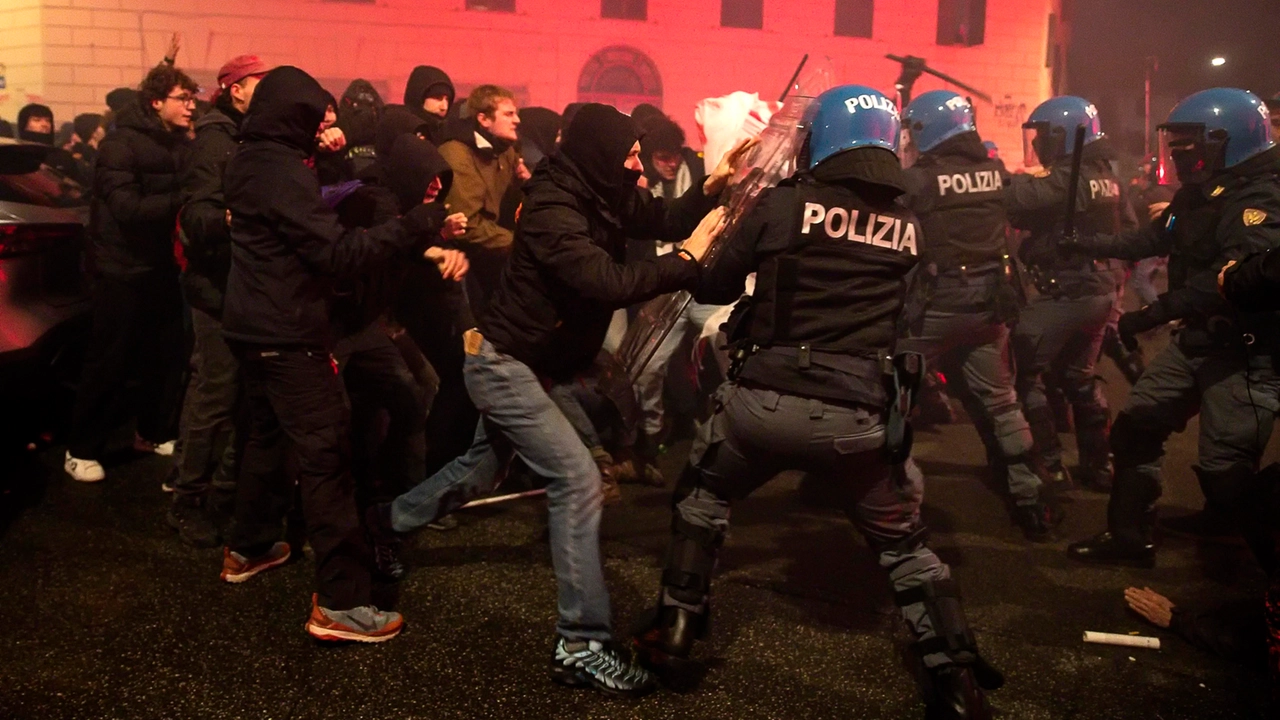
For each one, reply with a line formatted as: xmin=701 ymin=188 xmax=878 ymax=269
xmin=694 ymin=91 xmax=775 ymax=173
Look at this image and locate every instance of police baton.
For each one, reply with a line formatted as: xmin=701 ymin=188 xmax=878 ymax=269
xmin=1062 ymin=124 xmax=1088 ymax=243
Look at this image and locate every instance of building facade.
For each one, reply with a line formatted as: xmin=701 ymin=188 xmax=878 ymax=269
xmin=1 ymin=0 xmax=1069 ymax=168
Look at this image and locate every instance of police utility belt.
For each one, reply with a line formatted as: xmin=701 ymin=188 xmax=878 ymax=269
xmin=1027 ymin=260 xmax=1113 ymax=298
xmin=730 ymin=344 xmax=924 ymax=464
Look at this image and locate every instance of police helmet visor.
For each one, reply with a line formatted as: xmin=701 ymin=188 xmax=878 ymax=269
xmin=1022 ymin=121 xmax=1063 ymax=168
xmin=1157 ymin=123 xmax=1219 ymax=185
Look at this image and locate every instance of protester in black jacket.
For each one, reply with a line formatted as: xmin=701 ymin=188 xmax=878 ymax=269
xmin=330 ymin=133 xmax=468 ymax=549
xmin=403 ymin=65 xmax=454 ymax=146
xmin=165 ymin=54 xmax=268 ymax=548
xmin=219 ymin=66 xmax=439 ymax=643
xmin=63 ymin=64 xmax=197 ymax=484
xmin=369 ymin=104 xmax=746 ymax=695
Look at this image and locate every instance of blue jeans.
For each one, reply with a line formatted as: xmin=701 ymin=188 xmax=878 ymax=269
xmin=390 ymin=340 xmax=612 ymax=641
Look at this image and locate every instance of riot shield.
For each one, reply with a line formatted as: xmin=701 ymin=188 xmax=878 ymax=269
xmin=615 ymin=65 xmax=832 ymax=384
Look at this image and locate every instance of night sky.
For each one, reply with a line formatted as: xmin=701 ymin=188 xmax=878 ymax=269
xmin=1068 ymin=0 xmax=1280 ymax=156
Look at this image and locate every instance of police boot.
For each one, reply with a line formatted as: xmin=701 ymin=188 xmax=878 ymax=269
xmin=899 ymin=579 xmax=1003 ymax=720
xmin=633 ymin=602 xmax=707 ymax=662
xmin=1073 ymin=404 xmax=1113 ymax=492
xmin=1067 ymin=466 xmax=1156 ymax=568
xmin=1046 ymin=385 xmax=1073 ymax=434
xmin=923 ymin=665 xmax=993 ymax=720
xmin=1023 ymin=404 xmax=1069 ymax=488
xmin=1012 ymin=485 xmax=1065 ymax=543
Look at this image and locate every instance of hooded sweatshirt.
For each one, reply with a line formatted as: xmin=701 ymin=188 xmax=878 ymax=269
xmin=220 ymin=66 xmax=430 ymax=347
xmin=403 ymin=66 xmax=455 ymax=146
xmin=17 ymin=103 xmax=54 ymax=145
xmin=479 ymin=103 xmax=715 ymax=380
xmin=516 ymin=107 xmax=561 ymax=169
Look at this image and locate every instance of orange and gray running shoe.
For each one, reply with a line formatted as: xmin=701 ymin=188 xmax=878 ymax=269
xmin=305 ymin=594 xmax=404 ymax=643
xmin=220 ymin=541 xmax=291 ymax=583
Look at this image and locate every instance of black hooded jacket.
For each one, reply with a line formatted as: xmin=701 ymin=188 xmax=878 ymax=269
xmin=479 ymin=104 xmax=714 ymax=380
xmin=178 ymin=104 xmax=242 ymax=315
xmin=90 ymin=100 xmax=188 ymax=277
xmin=403 ymin=66 xmax=454 ymax=146
xmin=221 ymin=66 xmax=428 ymax=348
xmin=331 ymin=133 xmax=457 ymax=337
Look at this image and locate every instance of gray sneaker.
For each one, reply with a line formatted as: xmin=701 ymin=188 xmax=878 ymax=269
xmin=550 ymin=637 xmax=657 ymax=696
xmin=305 ymin=594 xmax=404 ymax=643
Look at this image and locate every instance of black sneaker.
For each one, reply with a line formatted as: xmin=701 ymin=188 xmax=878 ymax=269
xmin=167 ymin=497 xmax=220 ymax=548
xmin=925 ymin=664 xmax=993 ymax=720
xmin=550 ymin=637 xmax=657 ymax=696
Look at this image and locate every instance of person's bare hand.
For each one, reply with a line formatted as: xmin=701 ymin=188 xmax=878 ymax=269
xmin=516 ymin=158 xmax=532 ymax=182
xmin=1147 ymin=201 xmax=1170 ymax=222
xmin=1124 ymin=586 xmax=1175 ymax=628
xmin=317 ymin=127 xmax=346 ymax=153
xmin=680 ymin=206 xmax=729 ymax=262
xmin=636 ymin=174 xmax=649 ymax=190
xmin=440 ymin=212 xmax=468 ymax=240
xmin=225 ymin=209 xmax=232 ymax=226
xmin=704 ymin=136 xmax=761 ymax=196
xmin=1218 ymin=259 xmax=1237 ymax=297
xmin=165 ymin=32 xmax=181 ymax=63
xmin=425 ymin=247 xmax=469 ymax=281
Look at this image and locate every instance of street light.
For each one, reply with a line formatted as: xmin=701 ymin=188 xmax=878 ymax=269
xmin=1211 ymin=56 xmax=1227 ymax=67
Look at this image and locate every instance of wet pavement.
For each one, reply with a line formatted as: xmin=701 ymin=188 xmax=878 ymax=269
xmin=0 ymin=329 xmax=1274 ymax=719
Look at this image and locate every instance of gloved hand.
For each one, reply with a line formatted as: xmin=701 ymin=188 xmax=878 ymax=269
xmin=1117 ymin=303 xmax=1169 ymax=351
xmin=402 ymin=202 xmax=448 ymax=239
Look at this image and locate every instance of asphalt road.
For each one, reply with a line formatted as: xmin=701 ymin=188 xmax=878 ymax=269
xmin=0 ymin=326 xmax=1274 ymax=719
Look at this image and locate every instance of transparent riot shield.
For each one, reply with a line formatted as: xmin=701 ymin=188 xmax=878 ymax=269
xmin=615 ymin=63 xmax=833 ymax=385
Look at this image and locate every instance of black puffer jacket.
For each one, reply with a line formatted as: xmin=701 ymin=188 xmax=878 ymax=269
xmin=480 ymin=145 xmax=714 ymax=380
xmin=178 ymin=105 xmax=241 ymax=315
xmin=90 ymin=101 xmax=188 ymax=277
xmin=221 ymin=66 xmax=429 ymax=348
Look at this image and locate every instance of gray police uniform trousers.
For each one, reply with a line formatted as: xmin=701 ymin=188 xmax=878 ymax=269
xmin=901 ymin=307 xmax=1042 ymax=506
xmin=659 ymin=381 xmax=969 ymax=668
xmin=1106 ymin=339 xmax=1280 ymax=546
xmin=1012 ymin=291 xmax=1116 ymax=474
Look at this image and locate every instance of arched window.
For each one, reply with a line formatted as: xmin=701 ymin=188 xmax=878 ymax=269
xmin=577 ymin=46 xmax=662 ymax=113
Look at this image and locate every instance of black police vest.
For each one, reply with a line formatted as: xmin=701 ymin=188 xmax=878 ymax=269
xmin=738 ymin=178 xmax=921 ymax=406
xmin=912 ymin=156 xmax=1009 ymax=270
xmin=1022 ymin=160 xmax=1124 ymax=296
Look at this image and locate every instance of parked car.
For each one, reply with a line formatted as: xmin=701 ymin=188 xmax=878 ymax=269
xmin=0 ymin=138 xmax=92 ymax=453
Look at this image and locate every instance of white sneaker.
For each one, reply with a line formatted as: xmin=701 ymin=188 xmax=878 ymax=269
xmin=152 ymin=440 xmax=176 ymax=457
xmin=64 ymin=451 xmax=105 ymax=483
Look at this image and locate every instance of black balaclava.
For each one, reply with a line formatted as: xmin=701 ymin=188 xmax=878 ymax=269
xmin=558 ymin=103 xmax=640 ymax=208
xmin=516 ymin=106 xmax=561 ymax=166
xmin=382 ymin=132 xmax=454 ymax=214
xmin=18 ymin=103 xmax=55 ymax=145
xmin=239 ymin=66 xmax=330 ymax=154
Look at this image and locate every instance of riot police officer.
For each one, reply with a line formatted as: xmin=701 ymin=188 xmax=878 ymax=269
xmin=1066 ymin=88 xmax=1280 ymax=567
xmin=898 ymin=90 xmax=1056 ymax=541
xmin=1007 ymin=97 xmax=1137 ymax=494
xmin=634 ymin=86 xmax=1003 ymax=719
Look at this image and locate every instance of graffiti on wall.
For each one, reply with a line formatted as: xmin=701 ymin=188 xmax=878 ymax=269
xmin=992 ymin=94 xmax=1028 ymax=129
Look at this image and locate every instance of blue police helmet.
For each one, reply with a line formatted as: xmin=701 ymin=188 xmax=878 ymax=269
xmin=1161 ymin=88 xmax=1275 ymax=171
xmin=805 ymin=85 xmax=900 ymax=170
xmin=903 ymin=90 xmax=976 ymax=153
xmin=1022 ymin=95 xmax=1103 ymax=166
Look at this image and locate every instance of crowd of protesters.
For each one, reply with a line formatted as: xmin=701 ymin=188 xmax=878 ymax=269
xmin=13 ymin=38 xmax=738 ymax=678
xmin=6 ymin=35 xmax=1279 ymax=708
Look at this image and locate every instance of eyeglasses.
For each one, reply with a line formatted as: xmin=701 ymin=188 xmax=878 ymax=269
xmin=166 ymin=93 xmax=197 ymax=106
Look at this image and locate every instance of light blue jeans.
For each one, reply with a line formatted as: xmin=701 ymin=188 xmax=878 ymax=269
xmin=635 ymin=300 xmax=726 ymax=437
xmin=390 ymin=339 xmax=612 ymax=641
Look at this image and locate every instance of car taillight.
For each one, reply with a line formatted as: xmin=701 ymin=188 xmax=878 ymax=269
xmin=0 ymin=223 xmax=82 ymax=258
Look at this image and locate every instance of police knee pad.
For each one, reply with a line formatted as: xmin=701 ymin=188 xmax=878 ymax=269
xmin=874 ymin=526 xmax=931 ymax=562
xmin=1109 ymin=412 xmax=1164 ymax=467
xmin=895 ymin=578 xmax=1005 ymax=692
xmin=661 ymin=514 xmax=723 ymax=606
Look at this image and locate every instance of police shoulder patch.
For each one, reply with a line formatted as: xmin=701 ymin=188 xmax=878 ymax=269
xmin=1243 ymin=208 xmax=1268 ymax=226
